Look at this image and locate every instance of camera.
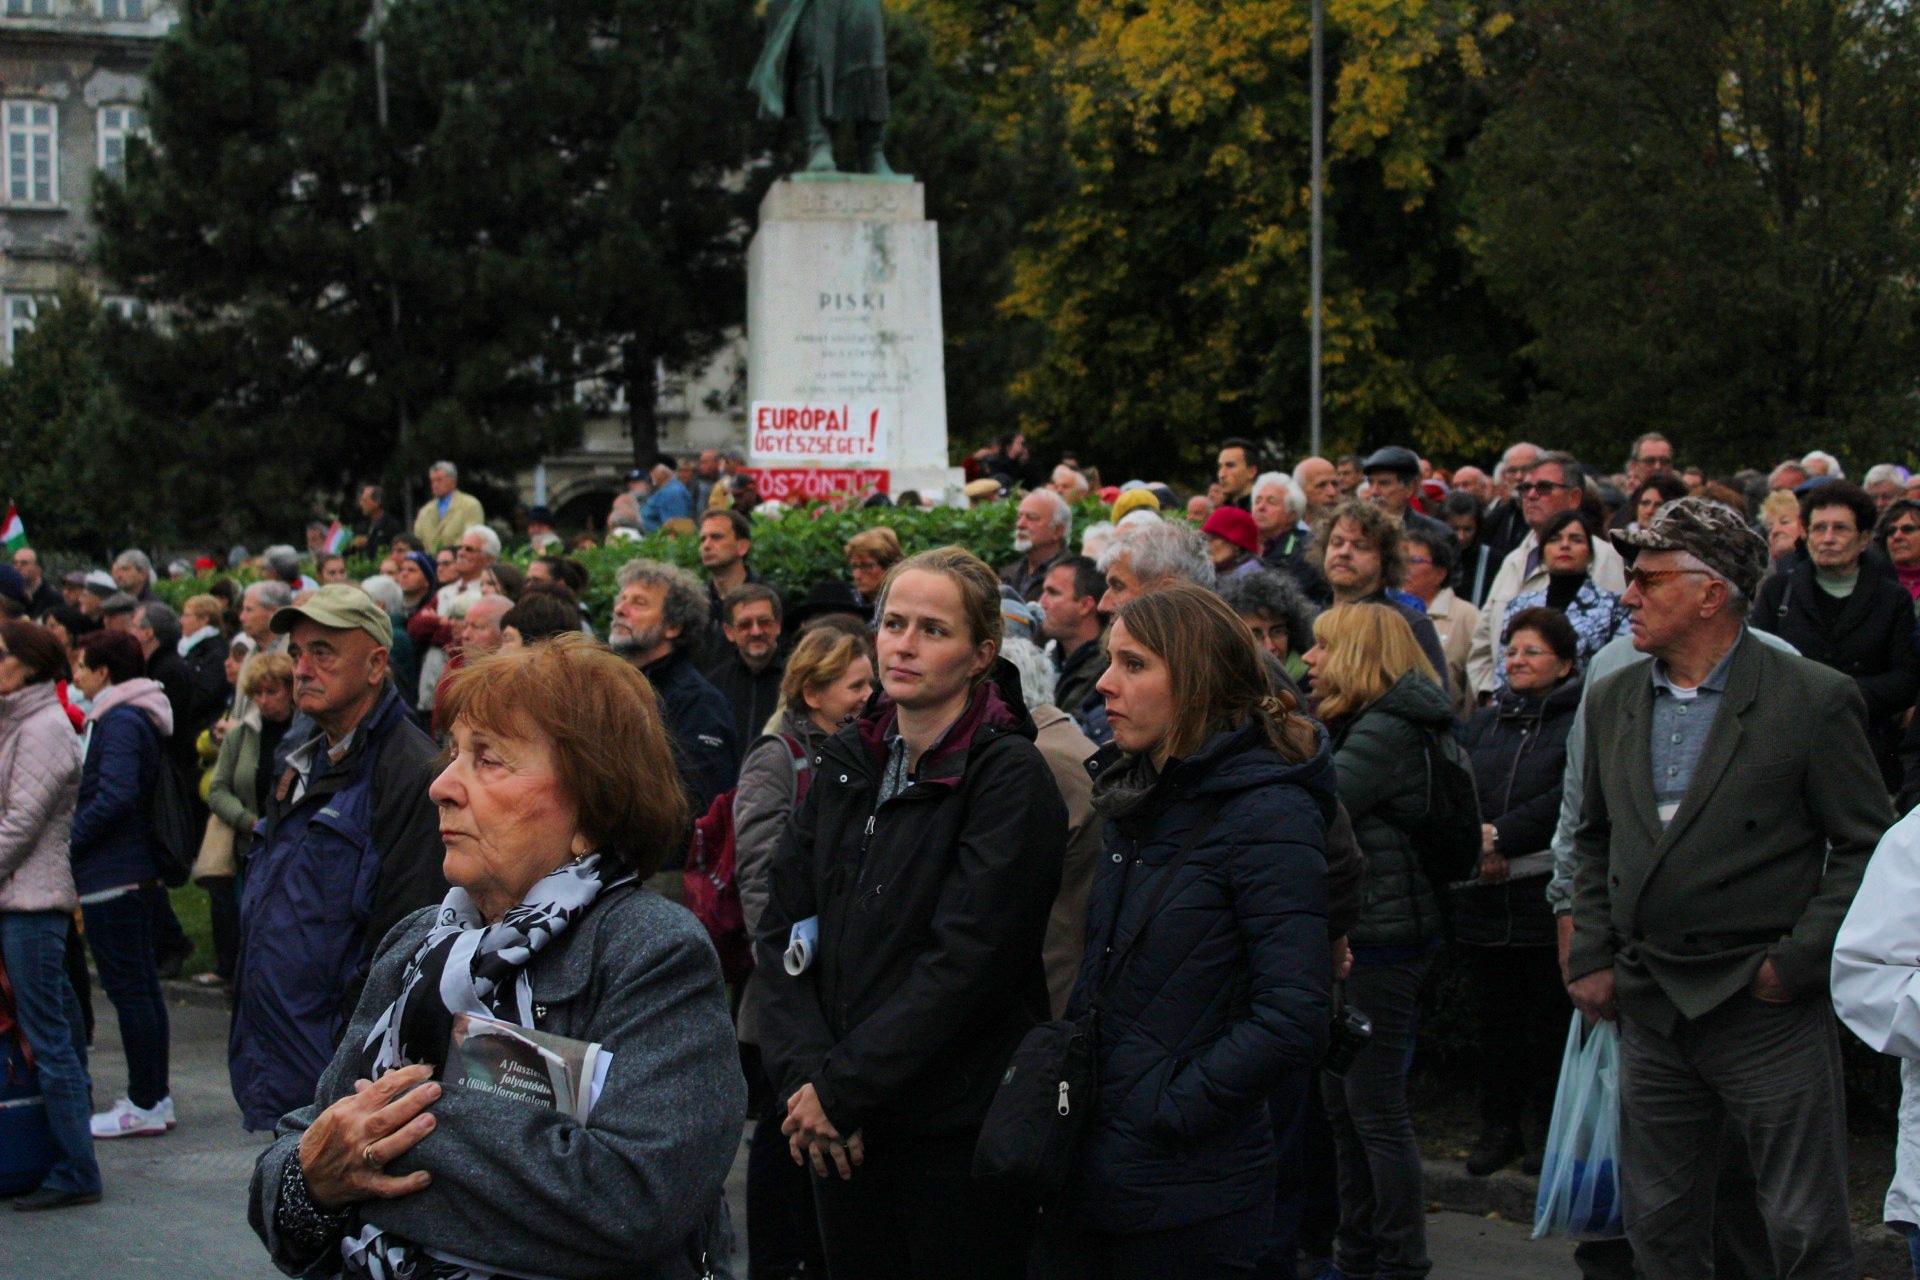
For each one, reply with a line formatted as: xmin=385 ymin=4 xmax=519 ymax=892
xmin=1323 ymin=999 xmax=1374 ymax=1077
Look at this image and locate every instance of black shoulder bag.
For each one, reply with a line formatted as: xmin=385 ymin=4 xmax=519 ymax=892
xmin=972 ymin=797 xmax=1226 ymax=1202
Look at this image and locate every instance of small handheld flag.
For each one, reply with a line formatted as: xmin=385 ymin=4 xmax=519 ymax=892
xmin=1 ymin=504 xmax=25 ymax=553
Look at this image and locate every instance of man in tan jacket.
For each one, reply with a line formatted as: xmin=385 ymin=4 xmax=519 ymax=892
xmin=411 ymin=460 xmax=485 ymax=552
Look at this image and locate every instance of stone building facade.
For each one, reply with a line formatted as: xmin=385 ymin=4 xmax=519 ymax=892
xmin=0 ymin=0 xmax=172 ymax=354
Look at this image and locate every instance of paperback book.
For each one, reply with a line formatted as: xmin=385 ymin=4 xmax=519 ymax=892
xmin=448 ymin=1014 xmax=611 ymax=1121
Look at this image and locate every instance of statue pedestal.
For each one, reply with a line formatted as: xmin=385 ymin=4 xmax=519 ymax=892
xmin=746 ymin=178 xmax=960 ymax=501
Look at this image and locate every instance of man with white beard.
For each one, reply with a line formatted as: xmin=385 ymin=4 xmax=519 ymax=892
xmin=1000 ymin=488 xmax=1072 ymax=603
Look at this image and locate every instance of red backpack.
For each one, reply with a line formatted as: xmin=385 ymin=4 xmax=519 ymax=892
xmin=684 ymin=735 xmax=811 ymax=987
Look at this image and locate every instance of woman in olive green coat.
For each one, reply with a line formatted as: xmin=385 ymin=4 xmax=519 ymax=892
xmin=206 ymin=651 xmax=297 ymax=870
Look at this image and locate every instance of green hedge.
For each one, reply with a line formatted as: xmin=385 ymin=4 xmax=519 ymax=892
xmin=153 ymin=499 xmax=1111 ymax=630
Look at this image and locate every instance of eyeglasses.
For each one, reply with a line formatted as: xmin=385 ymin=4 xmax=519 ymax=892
xmin=1403 ymin=556 xmax=1433 ymax=567
xmin=1887 ymin=524 xmax=1920 ymax=537
xmin=1635 ymin=456 xmax=1674 ymax=468
xmin=0 ymin=647 xmax=12 ymax=660
xmin=848 ymin=560 xmax=882 ymax=573
xmin=1514 ymin=481 xmax=1570 ymax=497
xmin=1625 ymin=567 xmax=1711 ymax=590
xmin=1504 ymin=645 xmax=1556 ymax=661
xmin=456 ymin=546 xmax=484 ymax=556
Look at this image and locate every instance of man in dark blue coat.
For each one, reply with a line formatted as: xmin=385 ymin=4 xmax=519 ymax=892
xmin=228 ymin=585 xmax=443 ymax=1131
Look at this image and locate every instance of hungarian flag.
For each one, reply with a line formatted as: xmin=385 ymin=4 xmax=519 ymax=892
xmin=324 ymin=520 xmax=349 ymax=554
xmin=1 ymin=504 xmax=23 ymax=553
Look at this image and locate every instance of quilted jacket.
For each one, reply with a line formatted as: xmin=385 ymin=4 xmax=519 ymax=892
xmin=1330 ymin=671 xmax=1454 ymax=950
xmin=1066 ymin=721 xmax=1333 ymax=1233
xmin=70 ymin=677 xmax=171 ymax=895
xmin=0 ymin=681 xmax=83 ymax=913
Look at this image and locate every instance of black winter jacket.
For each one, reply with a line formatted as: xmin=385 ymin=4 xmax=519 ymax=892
xmin=1753 ymin=558 xmax=1919 ymax=785
xmin=756 ymin=669 xmax=1067 ymax=1138
xmin=1066 ymin=723 xmax=1332 ymax=1234
xmin=640 ymin=647 xmax=740 ymax=859
xmin=702 ymin=649 xmax=786 ymax=766
xmin=1330 ymin=671 xmax=1455 ymax=950
xmin=1453 ymin=675 xmax=1580 ymax=948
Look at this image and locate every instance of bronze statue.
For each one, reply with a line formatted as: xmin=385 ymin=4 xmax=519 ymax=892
xmin=748 ymin=0 xmax=893 ymax=176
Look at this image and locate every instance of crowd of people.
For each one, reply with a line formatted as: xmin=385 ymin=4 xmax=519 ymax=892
xmin=1 ymin=435 xmax=1920 ymax=1280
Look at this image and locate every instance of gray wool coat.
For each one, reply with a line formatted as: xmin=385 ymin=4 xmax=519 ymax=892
xmin=249 ymin=882 xmax=746 ymax=1279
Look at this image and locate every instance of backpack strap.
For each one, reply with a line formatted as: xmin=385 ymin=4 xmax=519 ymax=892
xmin=778 ymin=733 xmax=813 ymax=807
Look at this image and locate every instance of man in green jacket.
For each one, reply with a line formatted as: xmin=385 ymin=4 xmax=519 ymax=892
xmin=1568 ymin=498 xmax=1891 ymax=1279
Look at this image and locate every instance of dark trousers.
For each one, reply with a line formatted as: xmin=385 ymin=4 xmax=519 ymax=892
xmin=743 ymin=1049 xmax=827 ymax=1279
xmin=64 ymin=914 xmax=94 ymax=1045
xmin=1032 ymin=1200 xmax=1270 ymax=1280
xmin=1571 ymin=1129 xmax=1780 ymax=1280
xmin=1261 ymin=1064 xmax=1339 ymax=1275
xmin=202 ymin=875 xmax=239 ymax=980
xmin=81 ymin=890 xmax=171 ymax=1109
xmin=144 ymin=880 xmax=190 ymax=966
xmin=810 ymin=1127 xmax=1032 ymax=1280
xmin=1619 ymin=993 xmax=1853 ymax=1279
xmin=1465 ymin=943 xmax=1568 ymax=1135
xmin=1323 ymin=956 xmax=1432 ymax=1280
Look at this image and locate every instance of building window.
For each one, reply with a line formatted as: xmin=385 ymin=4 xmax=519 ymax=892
xmin=5 ymin=295 xmax=38 ymax=359
xmin=98 ymin=106 xmax=145 ymax=178
xmin=4 ymin=102 xmax=56 ymax=205
xmin=4 ymin=1 xmax=53 ymax=16
xmin=100 ymin=0 xmax=144 ymax=17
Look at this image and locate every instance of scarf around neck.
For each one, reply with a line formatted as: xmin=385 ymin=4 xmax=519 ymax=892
xmin=344 ymin=854 xmax=627 ymax=1280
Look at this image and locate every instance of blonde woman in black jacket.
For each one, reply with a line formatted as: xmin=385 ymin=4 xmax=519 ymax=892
xmin=758 ymin=547 xmax=1068 ymax=1280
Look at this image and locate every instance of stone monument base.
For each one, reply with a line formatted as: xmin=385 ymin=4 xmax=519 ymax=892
xmin=746 ymin=177 xmax=961 ymax=500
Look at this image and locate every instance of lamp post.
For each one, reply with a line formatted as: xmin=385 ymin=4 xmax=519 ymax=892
xmin=1308 ymin=0 xmax=1324 ymax=458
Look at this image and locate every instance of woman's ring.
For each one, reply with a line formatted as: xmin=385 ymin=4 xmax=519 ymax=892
xmin=362 ymin=1143 xmax=382 ymax=1170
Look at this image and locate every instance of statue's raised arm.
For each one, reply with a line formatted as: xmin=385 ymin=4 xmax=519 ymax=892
xmin=747 ymin=0 xmax=894 ymax=176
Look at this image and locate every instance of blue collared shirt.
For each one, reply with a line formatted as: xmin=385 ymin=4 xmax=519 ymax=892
xmin=1648 ymin=630 xmax=1744 ymax=825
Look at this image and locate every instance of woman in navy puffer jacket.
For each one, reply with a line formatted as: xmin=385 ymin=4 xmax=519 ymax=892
xmin=69 ymin=629 xmax=176 ymax=1139
xmin=1039 ymin=583 xmax=1332 ymax=1280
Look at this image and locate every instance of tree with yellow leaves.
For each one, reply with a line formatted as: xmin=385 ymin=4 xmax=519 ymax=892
xmin=951 ymin=0 xmax=1521 ymax=475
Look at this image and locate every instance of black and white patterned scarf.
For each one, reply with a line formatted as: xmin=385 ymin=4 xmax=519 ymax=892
xmin=341 ymin=854 xmax=625 ymax=1280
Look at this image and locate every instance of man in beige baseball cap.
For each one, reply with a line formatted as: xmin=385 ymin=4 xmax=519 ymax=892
xmin=231 ymin=584 xmax=444 ymax=1132
xmin=271 ymin=583 xmax=396 ymax=746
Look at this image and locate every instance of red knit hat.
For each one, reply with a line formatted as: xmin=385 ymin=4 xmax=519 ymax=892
xmin=1201 ymin=505 xmax=1261 ymax=556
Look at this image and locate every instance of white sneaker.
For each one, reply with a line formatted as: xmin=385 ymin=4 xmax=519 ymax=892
xmin=90 ymin=1097 xmax=169 ymax=1138
xmin=153 ymin=1095 xmax=177 ymax=1130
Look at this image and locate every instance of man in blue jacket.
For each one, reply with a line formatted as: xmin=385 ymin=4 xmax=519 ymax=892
xmin=641 ymin=455 xmax=696 ymax=532
xmin=228 ymin=585 xmax=444 ymax=1132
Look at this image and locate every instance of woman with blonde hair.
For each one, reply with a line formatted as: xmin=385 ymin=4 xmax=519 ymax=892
xmin=734 ymin=626 xmax=875 ymax=1280
xmin=1303 ymin=602 xmax=1454 ymax=1280
xmin=195 ymin=650 xmax=297 ymax=990
xmin=1761 ymin=486 xmax=1805 ymax=571
xmin=1035 ymin=582 xmax=1332 ymax=1277
xmin=843 ymin=525 xmax=905 ymax=615
xmin=758 ymin=546 xmax=1067 ymax=1279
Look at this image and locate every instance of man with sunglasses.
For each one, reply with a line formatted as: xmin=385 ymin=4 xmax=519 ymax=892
xmin=1467 ymin=451 xmax=1627 ymax=699
xmin=1567 ymin=498 xmax=1890 ymax=1280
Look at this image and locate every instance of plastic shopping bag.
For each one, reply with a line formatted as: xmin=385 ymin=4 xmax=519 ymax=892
xmin=1531 ymin=1012 xmax=1624 ymax=1240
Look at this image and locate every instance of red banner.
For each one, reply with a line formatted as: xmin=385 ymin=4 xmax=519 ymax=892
xmin=739 ymin=468 xmax=890 ymax=502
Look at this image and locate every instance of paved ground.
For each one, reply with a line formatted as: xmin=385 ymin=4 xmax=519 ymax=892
xmin=10 ymin=986 xmax=1573 ymax=1279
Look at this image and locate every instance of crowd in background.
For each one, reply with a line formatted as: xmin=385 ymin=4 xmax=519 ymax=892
xmin=3 ymin=434 xmax=1920 ymax=1280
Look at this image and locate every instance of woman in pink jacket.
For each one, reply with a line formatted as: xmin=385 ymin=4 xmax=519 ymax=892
xmin=0 ymin=619 xmax=97 ymax=1210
